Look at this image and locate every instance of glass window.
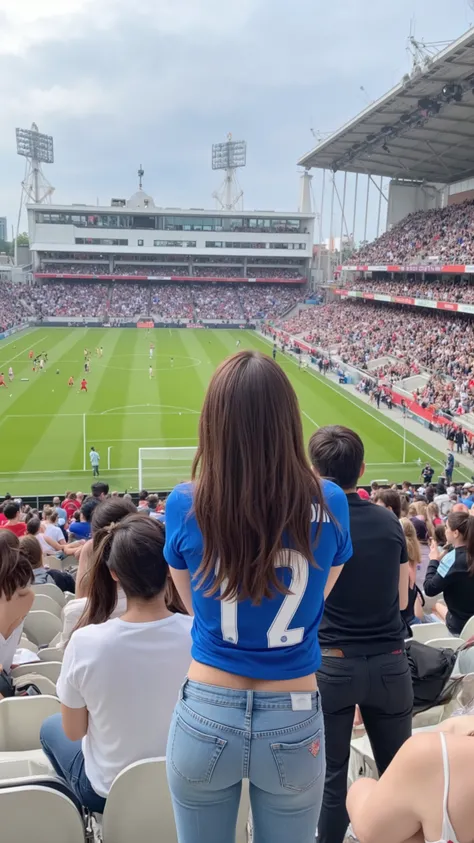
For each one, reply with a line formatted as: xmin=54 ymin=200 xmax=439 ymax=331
xmin=138 ymin=239 xmax=144 ymax=246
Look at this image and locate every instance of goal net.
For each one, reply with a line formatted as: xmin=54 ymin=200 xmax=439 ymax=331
xmin=138 ymin=447 xmax=197 ymax=491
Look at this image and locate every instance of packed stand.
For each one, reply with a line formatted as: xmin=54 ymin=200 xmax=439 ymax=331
xmin=281 ymin=299 xmax=474 ymax=387
xmin=0 ymin=282 xmax=26 ymax=331
xmin=239 ymin=284 xmax=304 ymax=320
xmin=108 ymin=284 xmax=151 ymax=318
xmin=150 ymin=284 xmax=194 ymax=319
xmin=192 ymin=285 xmax=243 ymax=320
xmin=349 ymin=199 xmax=474 ymax=265
xmin=41 ymin=263 xmax=109 ymax=275
xmin=247 ymin=267 xmax=306 ymax=279
xmin=28 ymin=282 xmax=109 ymax=317
xmin=192 ymin=267 xmax=244 ymax=278
xmin=342 ymin=276 xmax=474 ymax=304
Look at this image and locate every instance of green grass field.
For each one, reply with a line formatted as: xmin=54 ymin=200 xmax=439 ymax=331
xmin=0 ymin=326 xmax=469 ymax=496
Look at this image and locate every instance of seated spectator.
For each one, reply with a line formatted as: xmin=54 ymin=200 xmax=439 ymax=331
xmin=137 ymin=491 xmax=150 ymax=513
xmin=20 ymin=534 xmax=56 ymax=585
xmin=399 ymin=518 xmax=425 ymax=632
xmin=43 ymin=507 xmax=67 ymax=548
xmin=425 ymin=511 xmax=474 ymax=634
xmin=40 ymin=514 xmax=193 ymax=812
xmin=1 ymin=501 xmax=26 ymax=537
xmin=68 ymin=497 xmax=98 ymax=541
xmin=23 ymin=521 xmax=76 ymax=593
xmin=347 ymin=729 xmax=474 ymax=843
xmin=0 ymin=532 xmax=34 ymax=674
xmin=62 ymin=493 xmax=80 ymax=522
xmin=91 ymin=481 xmax=109 ymax=501
xmin=52 ymin=496 xmax=68 ymax=525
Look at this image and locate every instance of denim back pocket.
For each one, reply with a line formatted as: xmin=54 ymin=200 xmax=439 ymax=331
xmin=271 ymin=729 xmax=323 ymax=792
xmin=170 ymin=715 xmax=227 ymax=784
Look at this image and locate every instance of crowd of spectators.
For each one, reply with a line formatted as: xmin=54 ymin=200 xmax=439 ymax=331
xmin=342 ymin=276 xmax=474 ymax=304
xmin=28 ymin=282 xmax=109 ymax=318
xmin=349 ymin=199 xmax=474 ymax=265
xmin=239 ymin=284 xmax=303 ymax=320
xmin=150 ymin=284 xmax=194 ymax=319
xmin=0 ymin=282 xmax=26 ymax=332
xmin=247 ymin=267 xmax=305 ymax=279
xmin=281 ymin=300 xmax=474 ymax=400
xmin=108 ymin=284 xmax=151 ymax=318
xmin=39 ymin=261 xmax=307 ymax=281
xmin=41 ymin=263 xmax=109 ymax=275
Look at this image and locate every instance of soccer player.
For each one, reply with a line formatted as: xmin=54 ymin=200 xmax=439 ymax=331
xmin=149 ymin=343 xmax=155 ymax=359
xmin=170 ymin=356 xmax=174 ymax=367
xmin=39 ymin=358 xmax=44 ymax=371
xmin=0 ymin=373 xmax=6 ymax=388
xmin=28 ymin=350 xmax=33 ymax=360
xmin=84 ymin=361 xmax=90 ymax=373
xmin=236 ymin=339 xmax=241 ymax=348
xmin=272 ymin=343 xmax=277 ymax=360
xmin=80 ymin=378 xmax=88 ymax=393
xmin=68 ymin=376 xmax=74 ymax=388
xmin=99 ymin=346 xmax=103 ymax=358
xmin=8 ymin=367 xmax=13 ymax=382
xmin=149 ymin=365 xmax=153 ymax=379
xmin=84 ymin=348 xmax=88 ymax=359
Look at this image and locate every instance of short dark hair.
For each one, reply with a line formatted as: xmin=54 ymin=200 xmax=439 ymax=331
xmin=139 ymin=490 xmax=149 ymax=501
xmin=308 ymin=425 xmax=364 ymax=490
xmin=147 ymin=494 xmax=158 ymax=508
xmin=26 ymin=517 xmax=41 ymax=536
xmin=3 ymin=501 xmax=20 ymax=520
xmin=91 ymin=482 xmax=109 ymax=499
xmin=81 ymin=497 xmax=99 ymax=522
xmin=374 ymin=489 xmax=402 ymax=519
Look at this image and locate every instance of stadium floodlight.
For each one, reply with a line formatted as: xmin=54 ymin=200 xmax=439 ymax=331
xmin=16 ymin=126 xmax=54 ymax=164
xmin=212 ymin=138 xmax=247 ymax=171
xmin=211 ymin=133 xmax=247 ymax=211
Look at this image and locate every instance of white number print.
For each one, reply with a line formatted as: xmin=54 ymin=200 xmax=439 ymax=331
xmin=220 ymin=551 xmax=309 ymax=649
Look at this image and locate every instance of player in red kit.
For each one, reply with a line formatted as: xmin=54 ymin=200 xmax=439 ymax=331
xmin=29 ymin=350 xmax=34 ymax=360
xmin=80 ymin=378 xmax=88 ymax=392
xmin=0 ymin=373 xmax=6 ymax=387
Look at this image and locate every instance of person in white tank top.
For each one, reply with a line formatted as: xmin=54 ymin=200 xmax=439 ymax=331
xmin=347 ymin=719 xmax=474 ymax=843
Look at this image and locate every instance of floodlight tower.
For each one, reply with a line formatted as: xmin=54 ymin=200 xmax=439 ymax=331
xmin=16 ymin=123 xmax=55 ymax=206
xmin=212 ymin=133 xmax=247 ymax=210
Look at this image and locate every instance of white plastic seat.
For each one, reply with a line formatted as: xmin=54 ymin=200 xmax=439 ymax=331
xmin=32 ymin=594 xmax=62 ymax=618
xmin=410 ymin=622 xmax=450 ymax=643
xmin=19 ymin=636 xmax=39 ymax=654
xmin=0 ymin=696 xmax=60 ymax=751
xmin=23 ymin=611 xmax=62 ymax=648
xmin=12 ymin=661 xmax=62 ymax=685
xmin=38 ymin=647 xmax=63 ymax=662
xmin=32 ymin=583 xmax=65 ymax=607
xmin=0 ymin=784 xmax=86 ymax=843
xmin=426 ymin=637 xmax=464 ymax=651
xmin=102 ymin=758 xmax=250 ymax=843
xmin=460 ymin=615 xmax=474 ymax=641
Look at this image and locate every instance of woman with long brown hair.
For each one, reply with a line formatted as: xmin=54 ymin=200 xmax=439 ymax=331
xmin=425 ymin=510 xmax=474 ymax=634
xmin=164 ymin=350 xmax=352 ymax=843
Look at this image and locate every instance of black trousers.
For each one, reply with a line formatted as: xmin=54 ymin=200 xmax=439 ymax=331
xmin=316 ymin=650 xmax=413 ymax=843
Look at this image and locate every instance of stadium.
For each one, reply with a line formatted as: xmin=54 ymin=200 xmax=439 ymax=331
xmin=3 ymin=17 xmax=474 ymax=843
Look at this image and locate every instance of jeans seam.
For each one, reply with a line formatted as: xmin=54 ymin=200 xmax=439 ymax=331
xmin=179 ymin=701 xmax=247 ymax=737
xmin=253 ymin=711 xmax=322 ymax=740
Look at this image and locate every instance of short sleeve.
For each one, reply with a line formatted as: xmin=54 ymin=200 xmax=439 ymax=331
xmin=330 ymin=487 xmax=353 ymax=567
xmin=163 ymin=486 xmax=189 ymax=571
xmin=396 ymin=520 xmax=409 ymax=565
xmin=56 ymin=635 xmax=86 ymax=709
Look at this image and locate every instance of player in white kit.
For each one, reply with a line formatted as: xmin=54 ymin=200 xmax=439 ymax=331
xmin=8 ymin=367 xmax=13 ymax=382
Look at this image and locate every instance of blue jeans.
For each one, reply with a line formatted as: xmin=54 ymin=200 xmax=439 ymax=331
xmin=166 ymin=680 xmax=325 ymax=843
xmin=40 ymin=713 xmax=106 ymax=813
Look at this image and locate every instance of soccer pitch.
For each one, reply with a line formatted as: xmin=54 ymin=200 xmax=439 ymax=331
xmin=0 ymin=326 xmax=468 ymax=495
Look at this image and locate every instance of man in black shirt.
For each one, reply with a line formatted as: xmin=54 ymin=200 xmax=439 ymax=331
xmin=309 ymin=425 xmax=412 ymax=843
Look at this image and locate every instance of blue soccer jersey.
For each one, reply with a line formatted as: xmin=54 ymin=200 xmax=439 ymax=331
xmin=164 ymin=479 xmax=352 ymax=680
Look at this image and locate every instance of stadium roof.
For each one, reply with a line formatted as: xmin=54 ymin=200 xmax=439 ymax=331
xmin=298 ymin=27 xmax=474 ymax=184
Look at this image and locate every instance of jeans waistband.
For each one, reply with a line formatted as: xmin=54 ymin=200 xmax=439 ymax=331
xmin=180 ymin=679 xmax=320 ymax=711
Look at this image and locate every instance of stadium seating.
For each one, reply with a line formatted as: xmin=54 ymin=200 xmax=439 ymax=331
xmin=32 ymin=594 xmax=62 ymax=618
xmin=425 ymin=637 xmax=464 ymax=651
xmin=101 ymin=758 xmax=250 ymax=843
xmin=11 ymin=662 xmax=62 ymax=686
xmin=410 ymin=622 xmax=450 ymax=643
xmin=0 ymin=781 xmax=86 ymax=843
xmin=23 ymin=611 xmax=62 ymax=648
xmin=32 ymin=583 xmax=66 ymax=607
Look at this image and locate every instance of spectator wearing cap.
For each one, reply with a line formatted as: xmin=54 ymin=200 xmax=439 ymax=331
xmin=308 ymin=424 xmax=412 ymax=843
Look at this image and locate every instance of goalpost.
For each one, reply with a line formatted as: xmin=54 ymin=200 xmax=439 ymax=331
xmin=138 ymin=447 xmax=197 ymax=491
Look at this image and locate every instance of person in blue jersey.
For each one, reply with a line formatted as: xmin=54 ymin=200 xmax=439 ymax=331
xmin=425 ymin=510 xmax=474 ymax=635
xmin=164 ymin=350 xmax=352 ymax=843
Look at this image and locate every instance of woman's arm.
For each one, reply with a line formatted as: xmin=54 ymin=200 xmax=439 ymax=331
xmin=169 ymin=568 xmax=194 ymax=616
xmin=398 ymin=562 xmax=409 ymax=611
xmin=324 ymin=564 xmax=344 ymax=600
xmin=43 ymin=534 xmax=62 ymax=552
xmin=75 ymin=540 xmax=93 ymax=597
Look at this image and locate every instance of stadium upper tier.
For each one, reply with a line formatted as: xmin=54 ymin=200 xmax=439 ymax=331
xmin=342 ymin=199 xmax=474 ymax=274
xmin=28 ymin=196 xmax=314 ymax=284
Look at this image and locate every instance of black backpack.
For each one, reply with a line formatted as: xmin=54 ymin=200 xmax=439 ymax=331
xmin=406 ymin=639 xmax=458 ymax=713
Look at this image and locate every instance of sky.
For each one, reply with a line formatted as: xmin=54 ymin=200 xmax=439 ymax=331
xmin=0 ymin=0 xmax=473 ymax=245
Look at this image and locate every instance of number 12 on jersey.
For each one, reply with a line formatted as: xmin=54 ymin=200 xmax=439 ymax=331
xmin=220 ymin=551 xmax=309 ymax=649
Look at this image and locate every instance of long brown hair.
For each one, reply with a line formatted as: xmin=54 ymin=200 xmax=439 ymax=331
xmin=447 ymin=511 xmax=474 ymax=574
xmin=0 ymin=532 xmax=33 ymax=599
xmin=76 ymin=514 xmax=169 ymax=629
xmin=192 ymin=350 xmax=326 ymax=603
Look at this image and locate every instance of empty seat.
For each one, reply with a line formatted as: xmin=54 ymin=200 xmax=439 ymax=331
xmin=0 ymin=696 xmax=60 ymax=752
xmin=460 ymin=615 xmax=474 ymax=641
xmin=32 ymin=583 xmax=65 ymax=607
xmin=410 ymin=622 xmax=450 ymax=644
xmin=102 ymin=758 xmax=250 ymax=843
xmin=38 ymin=647 xmax=63 ymax=663
xmin=426 ymin=637 xmax=464 ymax=651
xmin=12 ymin=661 xmax=62 ymax=685
xmin=23 ymin=611 xmax=62 ymax=648
xmin=0 ymin=782 xmax=86 ymax=843
xmin=32 ymin=594 xmax=62 ymax=619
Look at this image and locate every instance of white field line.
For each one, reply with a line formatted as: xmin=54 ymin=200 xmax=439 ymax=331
xmin=255 ymin=333 xmax=472 ymax=482
xmin=0 ymin=335 xmax=48 ymax=369
xmin=302 ymin=410 xmax=320 ymax=429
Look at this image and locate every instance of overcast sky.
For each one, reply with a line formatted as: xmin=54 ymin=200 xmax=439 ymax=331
xmin=1 ymin=0 xmax=473 ymax=244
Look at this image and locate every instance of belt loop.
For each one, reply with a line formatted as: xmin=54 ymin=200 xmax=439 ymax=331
xmin=245 ymin=690 xmax=254 ymax=724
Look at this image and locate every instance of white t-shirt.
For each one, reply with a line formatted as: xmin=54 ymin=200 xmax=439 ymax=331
xmin=0 ymin=622 xmax=24 ymax=673
xmin=434 ymin=493 xmax=452 ymax=518
xmin=56 ymin=590 xmax=128 ymax=650
xmin=57 ymin=613 xmax=193 ymax=796
xmin=44 ymin=524 xmax=64 ymax=544
xmin=37 ymin=533 xmax=56 ymax=555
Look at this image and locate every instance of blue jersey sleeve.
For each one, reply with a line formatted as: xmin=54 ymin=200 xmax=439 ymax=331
xmin=163 ymin=485 xmax=189 ymax=570
xmin=321 ymin=481 xmax=353 ymax=567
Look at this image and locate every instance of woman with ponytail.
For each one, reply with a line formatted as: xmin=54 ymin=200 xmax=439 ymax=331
xmin=425 ymin=511 xmax=474 ymax=635
xmin=40 ymin=514 xmax=192 ymax=812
